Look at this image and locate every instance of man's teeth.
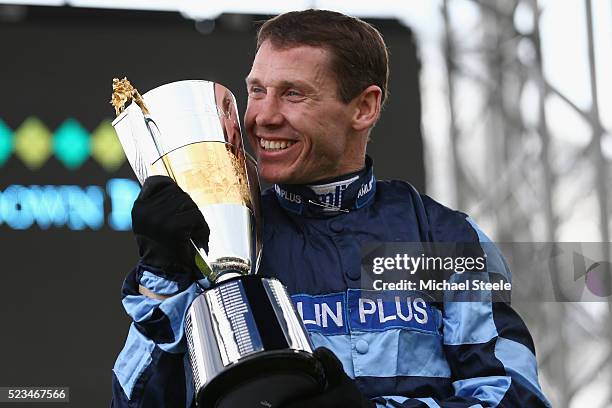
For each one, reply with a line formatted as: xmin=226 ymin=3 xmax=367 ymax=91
xmin=260 ymin=139 xmax=296 ymax=150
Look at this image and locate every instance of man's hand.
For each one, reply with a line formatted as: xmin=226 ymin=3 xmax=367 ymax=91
xmin=131 ymin=175 xmax=209 ymax=285
xmin=284 ymin=347 xmax=375 ymax=408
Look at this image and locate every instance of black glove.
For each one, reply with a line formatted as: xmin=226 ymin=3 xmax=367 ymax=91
xmin=284 ymin=347 xmax=375 ymax=408
xmin=131 ymin=175 xmax=209 ymax=286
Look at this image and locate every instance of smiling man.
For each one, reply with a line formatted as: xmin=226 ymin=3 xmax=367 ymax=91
xmin=245 ymin=40 xmax=377 ymax=184
xmin=112 ymin=10 xmax=551 ymax=408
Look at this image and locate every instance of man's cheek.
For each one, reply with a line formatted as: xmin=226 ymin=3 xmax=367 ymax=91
xmin=243 ymin=119 xmax=254 ymax=136
xmin=243 ymin=108 xmax=254 ymax=131
xmin=242 ymin=125 xmax=256 ymax=149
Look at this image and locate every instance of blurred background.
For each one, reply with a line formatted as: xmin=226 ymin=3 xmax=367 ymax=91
xmin=0 ymin=1 xmax=610 ymax=407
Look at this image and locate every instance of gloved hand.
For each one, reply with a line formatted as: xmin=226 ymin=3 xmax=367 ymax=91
xmin=131 ymin=175 xmax=209 ymax=286
xmin=284 ymin=347 xmax=375 ymax=408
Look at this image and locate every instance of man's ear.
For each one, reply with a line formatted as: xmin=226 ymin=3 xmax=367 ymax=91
xmin=351 ymin=85 xmax=382 ymax=132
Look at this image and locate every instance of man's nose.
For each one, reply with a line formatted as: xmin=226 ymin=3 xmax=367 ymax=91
xmin=255 ymin=95 xmax=284 ymax=127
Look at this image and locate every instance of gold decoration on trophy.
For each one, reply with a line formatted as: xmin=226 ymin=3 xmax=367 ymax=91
xmin=110 ymin=77 xmax=150 ymax=116
xmin=150 ymin=143 xmax=253 ymax=208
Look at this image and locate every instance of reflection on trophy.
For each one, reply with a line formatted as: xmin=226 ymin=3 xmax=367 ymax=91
xmin=111 ymin=79 xmax=324 ymax=407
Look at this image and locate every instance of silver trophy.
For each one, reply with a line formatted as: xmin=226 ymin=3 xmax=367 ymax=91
xmin=111 ymin=79 xmax=324 ymax=407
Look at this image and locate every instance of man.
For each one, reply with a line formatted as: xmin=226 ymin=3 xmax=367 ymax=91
xmin=112 ymin=10 xmax=551 ymax=408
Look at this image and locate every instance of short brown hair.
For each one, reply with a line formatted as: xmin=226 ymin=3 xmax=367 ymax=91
xmin=256 ymin=9 xmax=389 ymax=106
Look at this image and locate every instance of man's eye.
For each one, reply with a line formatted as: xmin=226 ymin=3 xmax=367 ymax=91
xmin=248 ymin=86 xmax=265 ymax=97
xmin=285 ymin=90 xmax=304 ymax=99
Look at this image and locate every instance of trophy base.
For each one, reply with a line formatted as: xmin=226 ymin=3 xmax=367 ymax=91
xmin=186 ymin=275 xmax=325 ymax=407
xmin=196 ymin=349 xmax=324 ymax=408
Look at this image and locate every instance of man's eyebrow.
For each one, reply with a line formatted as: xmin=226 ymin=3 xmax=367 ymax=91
xmin=245 ymin=77 xmax=315 ymax=91
xmin=245 ymin=76 xmax=259 ymax=85
xmin=277 ymin=80 xmax=315 ymax=92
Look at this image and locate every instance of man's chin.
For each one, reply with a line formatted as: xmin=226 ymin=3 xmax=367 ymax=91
xmin=260 ymin=172 xmax=292 ymax=185
xmin=259 ymin=166 xmax=301 ymax=185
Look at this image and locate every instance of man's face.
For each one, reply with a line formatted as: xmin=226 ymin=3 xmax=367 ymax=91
xmin=244 ymin=41 xmax=360 ymax=184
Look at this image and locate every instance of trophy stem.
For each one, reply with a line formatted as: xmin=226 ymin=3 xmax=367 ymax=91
xmin=191 ymin=238 xmax=250 ymax=284
xmin=215 ymin=271 xmax=243 ymax=283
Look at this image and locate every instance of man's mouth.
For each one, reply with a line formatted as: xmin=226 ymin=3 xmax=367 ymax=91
xmin=259 ymin=138 xmax=296 ymax=151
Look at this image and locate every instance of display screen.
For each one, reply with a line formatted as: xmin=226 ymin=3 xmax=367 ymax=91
xmin=0 ymin=7 xmax=422 ymax=404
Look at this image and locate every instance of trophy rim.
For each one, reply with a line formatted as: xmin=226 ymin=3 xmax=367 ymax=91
xmin=111 ymin=79 xmax=237 ymax=126
xmin=111 ymin=78 xmax=257 ymax=167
